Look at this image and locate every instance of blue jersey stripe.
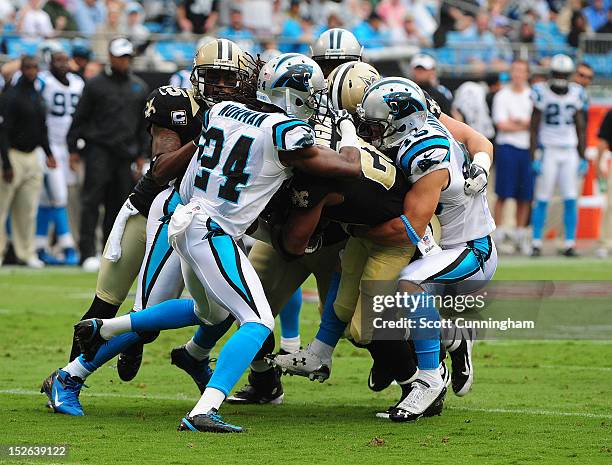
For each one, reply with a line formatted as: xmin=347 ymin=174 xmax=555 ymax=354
xmin=273 ymin=120 xmax=311 ymax=150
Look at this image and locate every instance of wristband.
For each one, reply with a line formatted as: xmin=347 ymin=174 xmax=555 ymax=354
xmin=400 ymin=214 xmax=421 ymax=245
xmin=473 ymin=151 xmax=491 ymax=174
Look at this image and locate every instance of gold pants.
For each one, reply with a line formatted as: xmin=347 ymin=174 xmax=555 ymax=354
xmin=334 ymin=237 xmax=415 ymax=344
xmin=0 ymin=149 xmax=43 ymax=262
xmin=95 ymin=213 xmax=147 ymax=305
xmin=248 ymin=240 xmax=346 ymax=316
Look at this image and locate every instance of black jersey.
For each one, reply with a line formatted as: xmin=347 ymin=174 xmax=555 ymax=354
xmin=129 ymin=86 xmax=205 ymax=216
xmin=291 ymin=141 xmax=409 ymax=226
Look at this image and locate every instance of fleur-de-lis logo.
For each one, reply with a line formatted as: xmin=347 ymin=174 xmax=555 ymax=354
xmin=145 ymin=98 xmax=156 ymax=118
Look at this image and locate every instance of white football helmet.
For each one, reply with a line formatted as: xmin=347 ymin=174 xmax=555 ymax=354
xmin=310 ymin=28 xmax=363 ymax=76
xmin=549 ymin=54 xmax=574 ymax=91
xmin=257 ymin=53 xmax=326 ymax=121
xmin=38 ymin=40 xmax=65 ymax=69
xmin=356 ymin=77 xmax=428 ymax=149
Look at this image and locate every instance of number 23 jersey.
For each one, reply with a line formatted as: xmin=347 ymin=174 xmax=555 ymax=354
xmin=396 ymin=114 xmax=495 ymax=247
xmin=180 ymin=101 xmax=316 ymax=238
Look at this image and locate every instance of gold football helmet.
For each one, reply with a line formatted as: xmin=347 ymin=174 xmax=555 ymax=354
xmin=327 ymin=61 xmax=380 ymax=114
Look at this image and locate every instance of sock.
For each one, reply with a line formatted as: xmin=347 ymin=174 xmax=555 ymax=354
xmin=563 ymin=198 xmax=577 ymax=248
xmin=191 ymin=315 xmax=235 ymax=349
xmin=185 ymin=339 xmax=211 ymax=361
xmin=100 ymin=314 xmax=132 ymax=339
xmin=405 ymin=292 xmax=440 ymax=370
xmin=309 ymin=338 xmax=334 ymax=364
xmin=190 ymin=387 xmax=226 ymax=416
xmin=418 ymin=368 xmax=443 ymax=389
xmin=250 ymin=331 xmax=275 ymax=372
xmin=314 ymin=271 xmax=346 ymax=348
xmin=130 ymin=299 xmax=199 ymax=333
xmin=205 ymin=322 xmax=271 ymax=399
xmin=279 ymin=288 xmax=302 ymax=339
xmin=35 ymin=206 xmax=52 ymax=249
xmin=53 ymin=207 xmax=74 ymax=248
xmin=69 ymin=296 xmax=120 ymax=361
xmin=63 ymin=356 xmax=92 ymax=380
xmin=531 ymin=200 xmax=548 ymax=244
xmin=280 ymin=336 xmax=301 ymax=353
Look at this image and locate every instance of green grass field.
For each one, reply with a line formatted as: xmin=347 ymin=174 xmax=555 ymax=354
xmin=1 ymin=258 xmax=611 ymax=465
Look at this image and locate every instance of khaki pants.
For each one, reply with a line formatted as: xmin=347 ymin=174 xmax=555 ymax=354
xmin=248 ymin=240 xmax=346 ymax=316
xmin=599 ymin=169 xmax=612 ymax=249
xmin=334 ymin=237 xmax=415 ymax=344
xmin=96 ymin=213 xmax=147 ymax=305
xmin=0 ymin=149 xmax=43 ymax=262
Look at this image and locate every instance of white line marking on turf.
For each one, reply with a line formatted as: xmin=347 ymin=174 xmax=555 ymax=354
xmin=3 ymin=388 xmax=611 ymax=420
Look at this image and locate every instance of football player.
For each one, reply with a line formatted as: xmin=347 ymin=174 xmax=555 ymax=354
xmin=530 ymin=54 xmax=588 ymax=257
xmin=72 ymin=53 xmax=362 ymax=432
xmin=34 ymin=43 xmax=84 ymax=265
xmin=40 ymin=38 xmax=246 ymax=415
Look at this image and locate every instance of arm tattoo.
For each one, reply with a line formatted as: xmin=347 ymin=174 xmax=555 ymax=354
xmin=151 ymin=125 xmax=181 ymax=160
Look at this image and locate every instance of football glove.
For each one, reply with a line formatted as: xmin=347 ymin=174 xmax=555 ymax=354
xmin=464 ymin=163 xmax=488 ymax=195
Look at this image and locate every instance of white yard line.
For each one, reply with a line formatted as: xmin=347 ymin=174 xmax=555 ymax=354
xmin=2 ymin=388 xmax=610 ymax=420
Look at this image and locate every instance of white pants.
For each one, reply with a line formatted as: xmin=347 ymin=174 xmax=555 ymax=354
xmin=399 ymin=236 xmax=497 ymax=295
xmin=39 ymin=143 xmax=72 ymax=207
xmin=133 ymin=187 xmax=185 ymax=312
xmin=169 ymin=205 xmax=274 ymax=330
xmin=535 ymin=146 xmax=579 ymax=201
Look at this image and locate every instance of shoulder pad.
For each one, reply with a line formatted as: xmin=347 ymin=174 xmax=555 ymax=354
xmin=397 ymin=127 xmax=451 ymax=181
xmin=145 ymin=86 xmax=193 ymax=128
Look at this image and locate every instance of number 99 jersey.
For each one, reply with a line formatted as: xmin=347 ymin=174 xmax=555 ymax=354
xmin=180 ymin=101 xmax=316 ymax=238
xmin=531 ymin=82 xmax=588 ymax=148
xmin=39 ymin=70 xmax=84 ymax=145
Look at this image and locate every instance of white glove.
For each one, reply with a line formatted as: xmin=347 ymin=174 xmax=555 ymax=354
xmin=337 ymin=110 xmax=359 ymax=150
xmin=103 ymin=198 xmax=139 ymax=262
xmin=464 ymin=152 xmax=491 ymax=196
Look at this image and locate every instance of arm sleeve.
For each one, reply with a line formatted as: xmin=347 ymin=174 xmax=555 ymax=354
xmin=397 ymin=133 xmax=451 ymax=184
xmin=271 ymin=119 xmax=315 ymax=151
xmin=67 ymin=81 xmax=94 ymax=153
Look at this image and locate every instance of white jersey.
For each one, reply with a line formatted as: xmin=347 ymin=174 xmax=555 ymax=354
xmin=396 ymin=114 xmax=495 ymax=247
xmin=453 ymin=81 xmax=495 ymax=140
xmin=180 ymin=101 xmax=315 ymax=238
xmin=531 ymin=82 xmax=587 ymax=148
xmin=169 ymin=70 xmax=192 ymax=89
xmin=39 ymin=71 xmax=85 ymax=146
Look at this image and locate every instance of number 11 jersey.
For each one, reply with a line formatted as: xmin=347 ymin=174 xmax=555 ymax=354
xmin=180 ymin=101 xmax=316 ymax=238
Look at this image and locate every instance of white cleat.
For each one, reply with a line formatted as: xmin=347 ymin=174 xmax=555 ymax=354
xmin=265 ymin=345 xmax=331 ymax=382
xmin=389 ymin=379 xmax=446 ymax=422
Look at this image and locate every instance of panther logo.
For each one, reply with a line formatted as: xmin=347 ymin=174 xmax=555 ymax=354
xmin=383 ymin=92 xmax=424 ymax=119
xmin=272 ymin=64 xmax=314 ymax=92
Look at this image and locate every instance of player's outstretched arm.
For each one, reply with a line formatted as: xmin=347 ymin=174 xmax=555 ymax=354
xmin=150 ymin=124 xmax=198 ymax=186
xmin=280 ymin=145 xmax=361 ymax=178
xmin=357 ymin=170 xmax=447 ymax=246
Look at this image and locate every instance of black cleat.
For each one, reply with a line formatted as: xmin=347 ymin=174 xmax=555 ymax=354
xmin=389 ymin=380 xmax=447 ymax=422
xmin=449 ymin=338 xmax=474 ymax=396
xmin=74 ymin=319 xmax=106 ymax=361
xmin=367 ymin=360 xmax=394 ymax=392
xmin=531 ymin=247 xmax=542 ymax=257
xmin=227 ymin=368 xmax=284 ymax=404
xmin=178 ymin=409 xmax=243 ymax=433
xmin=170 ymin=345 xmax=213 ymax=394
xmin=117 ymin=342 xmax=144 ymax=382
xmin=561 ymin=247 xmax=579 ymax=257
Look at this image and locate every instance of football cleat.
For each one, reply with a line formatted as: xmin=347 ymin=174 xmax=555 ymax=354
xmin=376 ymin=378 xmax=445 ymax=419
xmin=37 ymin=248 xmax=62 ymax=265
xmin=367 ymin=359 xmax=394 ymax=392
xmin=117 ymin=342 xmax=144 ymax=382
xmin=440 ymin=360 xmax=451 ymax=389
xmin=170 ymin=345 xmax=213 ymax=394
xmin=265 ymin=345 xmax=331 ymax=382
xmin=40 ymin=369 xmax=85 ymax=416
xmin=178 ymin=409 xmax=243 ymax=433
xmin=63 ymin=247 xmax=79 ymax=266
xmin=388 ymin=379 xmax=447 ymax=422
xmin=227 ymin=368 xmax=284 ymax=404
xmin=449 ymin=336 xmax=474 ymax=396
xmin=74 ymin=318 xmax=106 ymax=362
xmin=531 ymin=246 xmax=542 ymax=257
xmin=561 ymin=247 xmax=579 ymax=257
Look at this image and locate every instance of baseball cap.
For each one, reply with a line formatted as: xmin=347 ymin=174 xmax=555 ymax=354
xmin=109 ymin=37 xmax=134 ymax=57
xmin=410 ymin=54 xmax=436 ymax=70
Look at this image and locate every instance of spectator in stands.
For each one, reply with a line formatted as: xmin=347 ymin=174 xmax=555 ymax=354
xmin=492 ymin=16 xmax=514 ymax=63
xmin=312 ymin=5 xmax=344 ymax=39
xmin=278 ymin=0 xmax=310 ymax=54
xmin=177 ymin=0 xmax=219 ymax=34
xmin=583 ymin=0 xmax=609 ymax=32
xmin=595 ymin=109 xmax=612 ymax=257
xmin=44 ymin=0 xmax=78 ymax=33
xmin=17 ymin=0 xmax=55 ymax=38
xmin=391 ymin=12 xmax=431 ymax=47
xmin=0 ymin=56 xmax=56 ymax=269
xmin=460 ymin=11 xmax=499 ymax=66
xmin=376 ymin=0 xmax=407 ymax=30
xmin=217 ymin=8 xmax=256 ymax=53
xmin=0 ymin=1 xmax=15 ymax=24
xmin=93 ymin=2 xmax=124 ymax=59
xmin=492 ymin=59 xmax=533 ymax=255
xmin=125 ymin=2 xmax=150 ymax=54
xmin=409 ymin=54 xmax=454 ymax=116
xmin=517 ymin=17 xmax=536 ymax=44
xmin=352 ymin=11 xmax=390 ymax=49
xmin=596 ymin=6 xmax=612 ymax=32
xmin=573 ymin=62 xmax=595 ymax=88
xmin=74 ymin=0 xmax=106 ymax=36
xmin=567 ymin=10 xmax=589 ymax=47
xmin=67 ymin=38 xmax=149 ymax=270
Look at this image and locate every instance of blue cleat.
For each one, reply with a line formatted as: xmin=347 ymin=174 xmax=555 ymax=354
xmin=40 ymin=369 xmax=85 ymax=416
xmin=37 ymin=248 xmax=62 ymax=265
xmin=178 ymin=409 xmax=243 ymax=433
xmin=74 ymin=318 xmax=106 ymax=361
xmin=170 ymin=345 xmax=213 ymax=394
xmin=63 ymin=247 xmax=79 ymax=266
